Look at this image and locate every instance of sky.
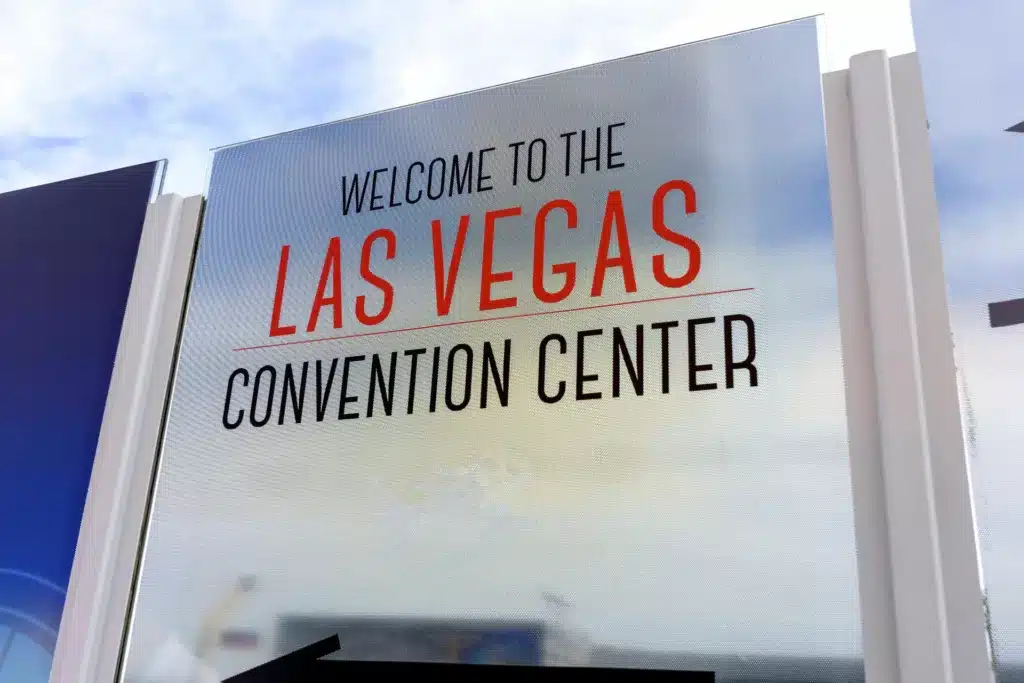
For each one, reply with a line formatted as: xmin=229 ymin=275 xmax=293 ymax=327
xmin=0 ymin=0 xmax=915 ymax=198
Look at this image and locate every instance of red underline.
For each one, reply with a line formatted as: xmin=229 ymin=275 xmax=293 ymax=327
xmin=232 ymin=286 xmax=756 ymax=352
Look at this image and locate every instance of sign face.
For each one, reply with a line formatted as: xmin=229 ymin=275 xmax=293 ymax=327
xmin=122 ymin=18 xmax=863 ymax=681
xmin=911 ymin=0 xmax=1024 ymax=676
xmin=0 ymin=162 xmax=163 ymax=682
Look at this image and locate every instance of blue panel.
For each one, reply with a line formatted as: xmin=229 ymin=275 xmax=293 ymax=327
xmin=0 ymin=162 xmax=162 ymax=680
xmin=459 ymin=629 xmax=544 ymax=665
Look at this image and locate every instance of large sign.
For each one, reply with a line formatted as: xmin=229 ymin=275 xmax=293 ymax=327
xmin=122 ymin=19 xmax=863 ymax=681
xmin=0 ymin=162 xmax=163 ymax=682
xmin=911 ymin=0 xmax=1024 ymax=678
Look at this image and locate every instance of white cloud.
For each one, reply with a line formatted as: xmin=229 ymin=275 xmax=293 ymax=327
xmin=0 ymin=0 xmax=914 ymax=196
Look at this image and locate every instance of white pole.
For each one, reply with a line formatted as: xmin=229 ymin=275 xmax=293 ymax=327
xmin=823 ymin=65 xmax=901 ymax=683
xmin=848 ymin=49 xmax=953 ymax=683
xmin=889 ymin=52 xmax=995 ymax=683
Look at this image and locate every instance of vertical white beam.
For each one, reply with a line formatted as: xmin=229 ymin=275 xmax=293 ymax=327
xmin=823 ymin=67 xmax=901 ymax=683
xmin=50 ymin=194 xmax=203 ymax=683
xmin=847 ymin=49 xmax=953 ymax=683
xmin=889 ymin=52 xmax=995 ymax=683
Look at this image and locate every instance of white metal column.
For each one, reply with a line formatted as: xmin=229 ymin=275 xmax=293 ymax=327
xmin=849 ymin=48 xmax=953 ymax=683
xmin=49 ymin=194 xmax=204 ymax=683
xmin=824 ymin=65 xmax=902 ymax=683
xmin=825 ymin=49 xmax=995 ymax=683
